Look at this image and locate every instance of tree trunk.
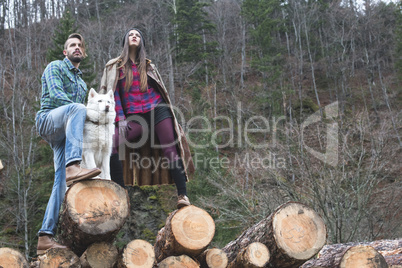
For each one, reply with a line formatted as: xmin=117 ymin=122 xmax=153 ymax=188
xmin=302 ymin=239 xmax=402 ymax=268
xmin=302 ymin=245 xmax=388 ymax=268
xmin=158 ymin=255 xmax=199 ymax=268
xmin=59 ymin=179 xmax=130 ymax=256
xmin=0 ymin=247 xmax=29 ymax=268
xmin=222 ymin=202 xmax=327 ymax=268
xmin=119 ymin=239 xmax=155 ymax=268
xmin=38 ymin=248 xmax=80 ymax=268
xmin=154 ymin=205 xmax=215 ymax=262
xmin=227 ymin=242 xmax=270 ymax=268
xmin=79 ymin=242 xmax=118 ymax=268
xmin=197 ymin=248 xmax=228 ymax=268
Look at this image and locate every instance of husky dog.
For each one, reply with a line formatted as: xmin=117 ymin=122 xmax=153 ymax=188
xmin=81 ymin=88 xmax=116 ymax=180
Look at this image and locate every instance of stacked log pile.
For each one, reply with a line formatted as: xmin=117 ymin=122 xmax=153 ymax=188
xmin=1 ymin=186 xmax=401 ymax=268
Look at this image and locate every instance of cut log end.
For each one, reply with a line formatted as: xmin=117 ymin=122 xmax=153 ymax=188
xmin=203 ymin=248 xmax=228 ymax=268
xmin=339 ymin=245 xmax=388 ymax=268
xmin=80 ymin=242 xmax=118 ymax=268
xmin=171 ymin=205 xmax=215 ymax=252
xmin=38 ymin=248 xmax=80 ymax=268
xmin=121 ymin=239 xmax=155 ymax=268
xmin=228 ymin=242 xmax=270 ymax=268
xmin=66 ymin=179 xmax=129 ymax=235
xmin=273 ymin=202 xmax=327 ymax=260
xmin=0 ymin=248 xmax=28 ymax=268
xmin=159 ymin=255 xmax=199 ymax=268
xmin=244 ymin=242 xmax=270 ymax=267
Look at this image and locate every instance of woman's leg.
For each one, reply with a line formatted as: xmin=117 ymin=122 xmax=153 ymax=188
xmin=154 ymin=118 xmax=189 ymax=208
xmin=110 ymin=121 xmax=144 ymax=186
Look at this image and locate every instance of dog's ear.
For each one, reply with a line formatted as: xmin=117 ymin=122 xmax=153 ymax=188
xmin=88 ymin=88 xmax=97 ymax=100
xmin=107 ymin=90 xmax=114 ymax=100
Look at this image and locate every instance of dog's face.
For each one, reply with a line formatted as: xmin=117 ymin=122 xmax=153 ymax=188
xmin=86 ymin=88 xmax=116 ymax=124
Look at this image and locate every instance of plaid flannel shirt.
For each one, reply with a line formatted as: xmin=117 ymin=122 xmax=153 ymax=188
xmin=37 ymin=58 xmax=87 ymax=115
xmin=114 ymin=61 xmax=162 ymax=122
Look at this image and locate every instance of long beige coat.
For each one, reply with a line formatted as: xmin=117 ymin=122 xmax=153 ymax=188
xmin=99 ymin=57 xmax=194 ymax=185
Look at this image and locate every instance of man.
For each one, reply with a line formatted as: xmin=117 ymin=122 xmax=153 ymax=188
xmin=35 ymin=33 xmax=101 ymax=254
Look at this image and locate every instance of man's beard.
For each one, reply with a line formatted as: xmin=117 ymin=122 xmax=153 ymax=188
xmin=67 ymin=53 xmax=83 ymax=63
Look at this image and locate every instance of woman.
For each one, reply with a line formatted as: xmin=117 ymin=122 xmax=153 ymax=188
xmin=99 ymin=28 xmax=194 ymax=209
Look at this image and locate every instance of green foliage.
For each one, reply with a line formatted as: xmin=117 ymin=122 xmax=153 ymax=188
xmin=46 ymin=9 xmax=96 ymax=88
xmin=174 ymin=0 xmax=218 ymax=65
xmin=46 ymin=10 xmax=77 ymax=62
xmin=242 ymin=0 xmax=285 ymax=77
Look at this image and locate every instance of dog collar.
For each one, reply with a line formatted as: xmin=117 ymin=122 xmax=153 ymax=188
xmin=88 ymin=120 xmax=101 ymax=125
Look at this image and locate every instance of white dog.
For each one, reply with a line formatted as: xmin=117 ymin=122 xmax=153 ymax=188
xmin=81 ymin=88 xmax=116 ymax=180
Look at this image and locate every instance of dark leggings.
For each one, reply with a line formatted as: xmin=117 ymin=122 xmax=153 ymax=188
xmin=112 ymin=117 xmax=179 ymax=162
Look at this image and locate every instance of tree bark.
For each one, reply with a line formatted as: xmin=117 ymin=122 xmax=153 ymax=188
xmin=197 ymin=248 xmax=228 ymax=268
xmin=384 ymin=254 xmax=402 ymax=267
xmin=79 ymin=242 xmax=118 ymax=268
xmin=59 ymin=179 xmax=130 ymax=256
xmin=119 ymin=239 xmax=155 ymax=268
xmin=0 ymin=247 xmax=29 ymax=268
xmin=154 ymin=205 xmax=215 ymax=262
xmin=222 ymin=202 xmax=327 ymax=268
xmin=227 ymin=242 xmax=270 ymax=268
xmin=158 ymin=255 xmax=200 ymax=268
xmin=38 ymin=248 xmax=80 ymax=268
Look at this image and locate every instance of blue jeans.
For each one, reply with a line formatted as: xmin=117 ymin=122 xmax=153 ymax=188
xmin=35 ymin=103 xmax=86 ymax=235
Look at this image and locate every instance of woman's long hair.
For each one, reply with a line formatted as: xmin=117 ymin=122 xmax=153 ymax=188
xmin=118 ymin=31 xmax=148 ymax=92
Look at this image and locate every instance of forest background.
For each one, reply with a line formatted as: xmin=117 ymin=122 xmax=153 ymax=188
xmin=0 ymin=0 xmax=401 ymax=261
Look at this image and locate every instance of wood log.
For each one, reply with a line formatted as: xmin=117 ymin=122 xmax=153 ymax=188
xmin=38 ymin=248 xmax=80 ymax=268
xmin=222 ymin=201 xmax=327 ymax=268
xmin=122 ymin=144 xmax=134 ymax=186
xmin=302 ymin=239 xmax=402 ymax=268
xmin=79 ymin=242 xmax=118 ymax=268
xmin=158 ymin=255 xmax=200 ymax=268
xmin=227 ymin=242 xmax=270 ymax=268
xmin=302 ymin=245 xmax=388 ymax=268
xmin=119 ymin=239 xmax=155 ymax=268
xmin=59 ymin=179 xmax=129 ymax=256
xmin=339 ymin=245 xmax=388 ymax=268
xmin=140 ymin=140 xmax=152 ymax=186
xmin=384 ymin=254 xmax=402 ymax=267
xmin=154 ymin=205 xmax=215 ymax=262
xmin=151 ymin=145 xmax=161 ymax=185
xmin=197 ymin=248 xmax=228 ymax=268
xmin=0 ymin=247 xmax=28 ymax=268
xmin=160 ymin=157 xmax=170 ymax=185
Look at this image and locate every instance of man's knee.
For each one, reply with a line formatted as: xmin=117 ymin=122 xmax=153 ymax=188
xmin=68 ymin=103 xmax=86 ymax=116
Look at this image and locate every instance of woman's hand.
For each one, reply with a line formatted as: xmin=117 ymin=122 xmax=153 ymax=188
xmin=119 ymin=120 xmax=129 ymax=138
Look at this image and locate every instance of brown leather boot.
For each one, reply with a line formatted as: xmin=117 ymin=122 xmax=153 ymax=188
xmin=177 ymin=195 xmax=191 ymax=209
xmin=66 ymin=164 xmax=101 ymax=186
xmin=37 ymin=235 xmax=67 ymax=255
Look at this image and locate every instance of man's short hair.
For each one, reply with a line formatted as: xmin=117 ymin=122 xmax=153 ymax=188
xmin=64 ymin=33 xmax=87 ymax=58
